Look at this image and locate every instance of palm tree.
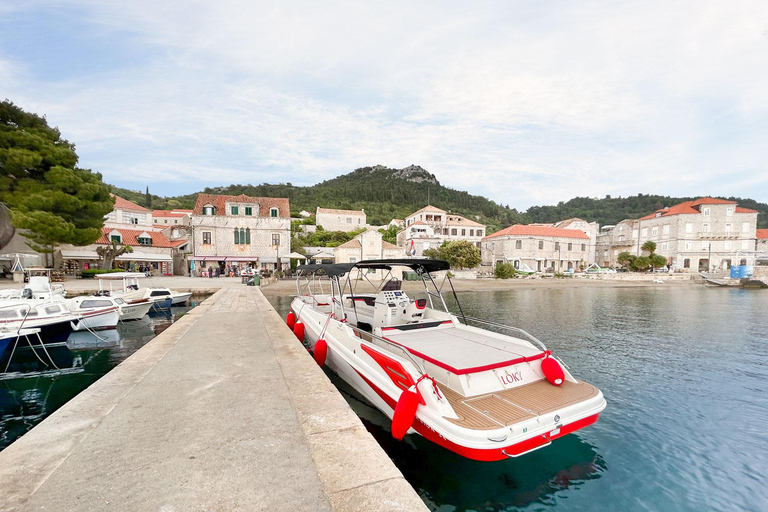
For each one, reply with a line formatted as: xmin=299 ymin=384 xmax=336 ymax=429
xmin=641 ymin=241 xmax=657 ymax=255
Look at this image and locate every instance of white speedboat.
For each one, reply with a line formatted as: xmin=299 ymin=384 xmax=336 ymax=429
xmin=64 ymin=297 xmax=120 ymax=331
xmin=289 ymin=259 xmax=606 ymax=461
xmin=0 ymin=275 xmax=67 ymax=301
xmin=0 ymin=300 xmax=78 ymax=344
xmin=95 ymin=273 xmax=189 ymax=307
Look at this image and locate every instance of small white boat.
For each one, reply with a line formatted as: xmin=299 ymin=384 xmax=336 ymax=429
xmin=289 ymin=259 xmax=606 ymax=461
xmin=114 ymin=297 xmax=153 ymax=321
xmin=0 ymin=275 xmax=67 ymax=301
xmin=64 ymin=297 xmax=120 ymax=331
xmin=0 ymin=300 xmax=78 ymax=344
xmin=95 ymin=273 xmax=189 ymax=307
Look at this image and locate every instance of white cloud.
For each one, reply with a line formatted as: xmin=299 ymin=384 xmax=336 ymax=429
xmin=2 ymin=0 xmax=767 ymax=209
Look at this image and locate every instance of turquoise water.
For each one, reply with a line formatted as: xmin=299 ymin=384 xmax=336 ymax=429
xmin=0 ymin=298 xmax=206 ymax=451
xmin=269 ymin=286 xmax=768 ymax=512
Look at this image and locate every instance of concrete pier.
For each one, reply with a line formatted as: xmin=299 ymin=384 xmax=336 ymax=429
xmin=0 ymin=286 xmax=427 ymax=511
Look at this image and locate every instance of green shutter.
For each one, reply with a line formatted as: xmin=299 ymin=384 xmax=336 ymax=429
xmin=245 ymin=207 xmax=252 ymax=216
xmin=245 ymin=227 xmax=251 ymax=244
xmin=231 ymin=206 xmax=238 ymax=215
xmin=234 ymin=228 xmax=240 ymax=244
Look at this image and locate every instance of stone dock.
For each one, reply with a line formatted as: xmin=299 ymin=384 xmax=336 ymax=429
xmin=0 ymin=286 xmax=428 ymax=511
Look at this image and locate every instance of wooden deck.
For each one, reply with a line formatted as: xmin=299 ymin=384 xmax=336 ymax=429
xmin=442 ymin=380 xmax=600 ymax=430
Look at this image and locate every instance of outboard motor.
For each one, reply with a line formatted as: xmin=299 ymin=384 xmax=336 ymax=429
xmin=20 ymin=288 xmax=33 ymax=299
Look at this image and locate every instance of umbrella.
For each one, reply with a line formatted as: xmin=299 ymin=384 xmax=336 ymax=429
xmin=285 ymin=252 xmax=309 ymax=260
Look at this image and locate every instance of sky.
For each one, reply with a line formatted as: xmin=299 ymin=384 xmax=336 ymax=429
xmin=1 ymin=0 xmax=767 ymax=209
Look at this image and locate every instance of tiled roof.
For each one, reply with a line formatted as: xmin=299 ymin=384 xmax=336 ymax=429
xmin=736 ymin=207 xmax=758 ymax=214
xmin=639 ymin=201 xmax=699 ymax=220
xmin=111 ymin=194 xmax=148 ymax=212
xmin=316 ymin=207 xmax=365 ymax=216
xmin=690 ymin=197 xmax=737 ymax=206
xmin=192 ymin=193 xmax=289 ymax=217
xmin=757 ymin=229 xmax=768 ymax=239
xmin=96 ymin=227 xmax=179 ymax=248
xmin=484 ymin=224 xmax=589 ymax=240
xmin=409 ymin=205 xmax=447 ymax=216
xmin=382 ymin=241 xmax=400 ymax=250
xmin=335 ymin=239 xmax=362 ymax=249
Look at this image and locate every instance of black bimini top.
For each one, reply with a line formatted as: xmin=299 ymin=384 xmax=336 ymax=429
xmin=296 ymin=258 xmax=450 ymax=277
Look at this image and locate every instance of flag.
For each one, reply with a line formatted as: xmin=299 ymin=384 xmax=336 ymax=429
xmin=409 ymin=240 xmax=416 ymax=256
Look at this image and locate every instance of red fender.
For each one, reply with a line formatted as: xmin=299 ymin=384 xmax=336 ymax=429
xmin=313 ymin=338 xmax=328 ymax=366
xmin=391 ymin=385 xmax=419 ymax=440
xmin=286 ymin=311 xmax=296 ymax=330
xmin=293 ymin=321 xmax=305 ymax=341
xmin=541 ymin=356 xmax=564 ymax=386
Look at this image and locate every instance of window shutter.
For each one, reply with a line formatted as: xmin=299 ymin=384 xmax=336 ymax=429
xmin=245 ymin=228 xmax=251 ymax=244
xmin=234 ymin=228 xmax=240 ymax=244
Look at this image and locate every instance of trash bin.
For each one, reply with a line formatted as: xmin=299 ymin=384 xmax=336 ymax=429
xmin=253 ymin=275 xmax=261 ymax=286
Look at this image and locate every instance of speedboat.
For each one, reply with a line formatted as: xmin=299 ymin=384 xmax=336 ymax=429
xmin=0 ymin=301 xmax=78 ymax=344
xmin=289 ymin=259 xmax=606 ymax=461
xmin=0 ymin=275 xmax=67 ymax=301
xmin=64 ymin=296 xmax=120 ymax=331
xmin=95 ymin=273 xmax=189 ymax=308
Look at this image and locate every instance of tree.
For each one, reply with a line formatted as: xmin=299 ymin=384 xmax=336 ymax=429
xmin=495 ymin=262 xmax=516 ymax=279
xmin=145 ymin=186 xmax=152 ymax=209
xmin=96 ymin=241 xmax=133 ymax=270
xmin=649 ymin=253 xmax=667 ymax=269
xmin=617 ymin=251 xmax=634 ymax=268
xmin=422 ymin=240 xmax=481 ymax=269
xmin=0 ymin=100 xmax=113 ymax=264
xmin=641 ymin=241 xmax=657 ymax=254
xmin=631 ymin=256 xmax=650 ymax=271
xmin=377 ymin=224 xmax=399 ymax=245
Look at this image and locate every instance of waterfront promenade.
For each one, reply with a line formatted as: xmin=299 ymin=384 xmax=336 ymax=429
xmin=0 ymin=286 xmax=427 ymax=511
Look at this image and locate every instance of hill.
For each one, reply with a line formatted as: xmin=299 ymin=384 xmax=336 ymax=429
xmin=111 ymin=167 xmax=768 ymax=230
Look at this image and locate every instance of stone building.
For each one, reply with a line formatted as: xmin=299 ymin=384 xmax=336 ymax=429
xmin=190 ymin=193 xmax=290 ymax=275
xmin=104 ymin=195 xmax=153 ymax=230
xmin=398 ymin=205 xmax=486 ymax=256
xmin=316 ymin=207 xmax=366 ymax=232
xmin=552 ymin=218 xmax=599 ymax=265
xmin=596 ymin=198 xmax=759 ymax=272
xmin=152 ymin=209 xmax=192 ymax=228
xmin=481 ymin=225 xmax=590 ymax=272
xmin=334 ymin=229 xmax=401 ymax=279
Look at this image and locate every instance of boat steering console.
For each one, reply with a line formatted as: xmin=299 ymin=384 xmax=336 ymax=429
xmin=376 ymin=290 xmax=428 ymax=326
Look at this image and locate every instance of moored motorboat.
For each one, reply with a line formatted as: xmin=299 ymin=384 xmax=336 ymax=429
xmin=64 ymin=297 xmax=120 ymax=331
xmin=94 ymin=273 xmax=182 ymax=309
xmin=0 ymin=301 xmax=77 ymax=344
xmin=290 ymin=259 xmax=606 ymax=461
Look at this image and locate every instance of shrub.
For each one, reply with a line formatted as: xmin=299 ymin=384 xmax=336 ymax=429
xmin=80 ymin=269 xmax=124 ymax=278
xmin=495 ymin=262 xmax=516 ymax=279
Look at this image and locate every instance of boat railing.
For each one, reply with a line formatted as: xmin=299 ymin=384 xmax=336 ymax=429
xmin=458 ymin=316 xmax=548 ymax=352
xmin=0 ymin=302 xmax=33 ymax=334
xmin=346 ymin=323 xmax=425 ymax=375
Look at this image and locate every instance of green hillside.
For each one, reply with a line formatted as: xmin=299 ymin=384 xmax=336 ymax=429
xmin=111 ymin=167 xmax=768 ymax=230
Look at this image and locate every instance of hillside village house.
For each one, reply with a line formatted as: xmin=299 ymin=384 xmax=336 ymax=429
xmin=595 ymin=219 xmax=639 ymax=267
xmin=57 ymin=195 xmax=190 ymax=275
xmin=481 ymin=225 xmax=590 ymax=272
xmin=316 ymin=207 xmax=366 ymax=232
xmin=191 ymin=193 xmax=290 ymax=275
xmin=551 ymin=218 xmax=599 ymax=265
xmin=334 ymin=229 xmax=401 ymax=278
xmin=596 ymin=198 xmax=759 ymax=272
xmin=397 ymin=205 xmax=485 ymax=256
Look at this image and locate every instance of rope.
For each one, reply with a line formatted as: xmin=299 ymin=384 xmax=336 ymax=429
xmin=415 ymin=373 xmax=443 ymax=400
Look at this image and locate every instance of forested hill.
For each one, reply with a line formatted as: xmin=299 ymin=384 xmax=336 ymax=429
xmin=111 ymin=167 xmax=768 ymax=230
xmin=528 ymin=194 xmax=768 ymax=228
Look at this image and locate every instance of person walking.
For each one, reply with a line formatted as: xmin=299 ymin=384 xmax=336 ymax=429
xmin=208 ymin=266 xmax=213 ymax=279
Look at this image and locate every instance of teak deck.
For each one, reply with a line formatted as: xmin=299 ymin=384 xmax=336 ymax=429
xmin=441 ymin=380 xmax=599 ymax=430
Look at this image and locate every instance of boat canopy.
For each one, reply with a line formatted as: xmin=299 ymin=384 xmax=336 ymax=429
xmin=296 ymin=258 xmax=450 ymax=277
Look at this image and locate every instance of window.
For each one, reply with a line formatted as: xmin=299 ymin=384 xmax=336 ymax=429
xmin=685 ymin=223 xmax=693 ymax=233
xmin=632 ymin=229 xmax=638 ymax=238
xmin=641 ymin=228 xmax=648 ymax=237
xmin=272 ymin=234 xmax=280 ymax=246
xmin=538 ymin=240 xmax=544 ymax=249
xmin=702 ymin=207 xmax=710 ymax=216
xmin=138 ymin=236 xmax=152 ymax=246
xmin=567 ymin=243 xmax=573 ymax=251
xmin=581 ymin=243 xmax=586 ymax=251
xmin=461 ymin=229 xmax=466 ymax=236
xmin=725 ymin=223 xmax=732 ymax=233
xmin=231 ymin=206 xmax=239 ymax=215
xmin=203 ymin=206 xmax=214 ymax=215
xmin=618 ymin=235 xmax=625 ymax=242
xmin=164 ymin=219 xmax=168 ymax=224
xmin=652 ymin=227 xmax=658 ymax=236
xmin=613 ymin=249 xmax=618 ymax=256
xmin=451 ymin=229 xmax=457 ymax=235
xmin=684 ymin=258 xmax=691 ymax=268
xmin=684 ymin=241 xmax=691 ymax=250
xmin=80 ymin=300 xmax=113 ymax=309
xmin=349 ymin=257 xmax=356 ymax=263
xmin=515 ymin=240 xmax=522 ymax=249
xmin=202 ymin=232 xmax=211 ymax=244
xmin=434 ymin=216 xmax=441 ymax=221
xmin=270 ymin=208 xmax=279 ymax=218
xmin=245 ymin=207 xmax=252 ymax=216
xmin=130 ymin=217 xmax=139 ymax=225
xmin=470 ymin=229 xmax=474 ymax=236
xmin=234 ymin=228 xmax=240 ymax=244
xmin=726 ymin=207 xmax=734 ymax=216
xmin=742 ymin=222 xmax=750 ymax=233
xmin=347 ymin=217 xmax=352 ymax=224
xmin=663 ymin=225 xmax=669 ymax=235
xmin=702 ymin=224 xmax=709 ymax=233
xmin=555 ymin=242 xmax=560 ymax=251
xmin=477 ymin=230 xmax=482 ymax=237
xmin=110 ymin=235 xmax=121 ymax=243
xmin=358 ymin=218 xmax=361 ymax=224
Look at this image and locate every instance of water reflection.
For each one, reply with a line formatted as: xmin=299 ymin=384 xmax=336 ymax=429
xmin=0 ymin=297 xmax=206 ymax=451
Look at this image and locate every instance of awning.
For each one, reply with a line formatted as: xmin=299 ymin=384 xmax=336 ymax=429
xmin=260 ymin=256 xmax=278 ymax=263
xmin=189 ymin=256 xmax=227 ymax=261
xmin=117 ymin=252 xmax=172 ymax=262
xmin=226 ymin=257 xmax=259 ymax=262
xmin=61 ymin=249 xmax=99 ymax=259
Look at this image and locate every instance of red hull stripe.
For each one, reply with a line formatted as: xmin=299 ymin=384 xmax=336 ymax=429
xmin=353 ymin=368 xmax=599 ymax=462
xmin=381 ymin=334 xmax=548 ymax=375
xmin=359 ymin=344 xmax=425 ymax=404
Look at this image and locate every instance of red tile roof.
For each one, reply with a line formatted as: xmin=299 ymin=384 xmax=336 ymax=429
xmin=152 ymin=210 xmax=189 ymax=218
xmin=757 ymin=229 xmax=768 ymax=239
xmin=96 ymin=227 xmax=179 ymax=248
xmin=484 ymin=224 xmax=589 ymax=240
xmin=736 ymin=207 xmax=758 ymax=214
xmin=193 ymin=193 xmax=289 ymax=217
xmin=110 ymin=194 xmax=148 ymax=212
xmin=690 ymin=197 xmax=736 ymax=206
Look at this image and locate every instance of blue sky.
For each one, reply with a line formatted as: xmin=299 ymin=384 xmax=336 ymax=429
xmin=1 ymin=1 xmax=767 ymax=209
